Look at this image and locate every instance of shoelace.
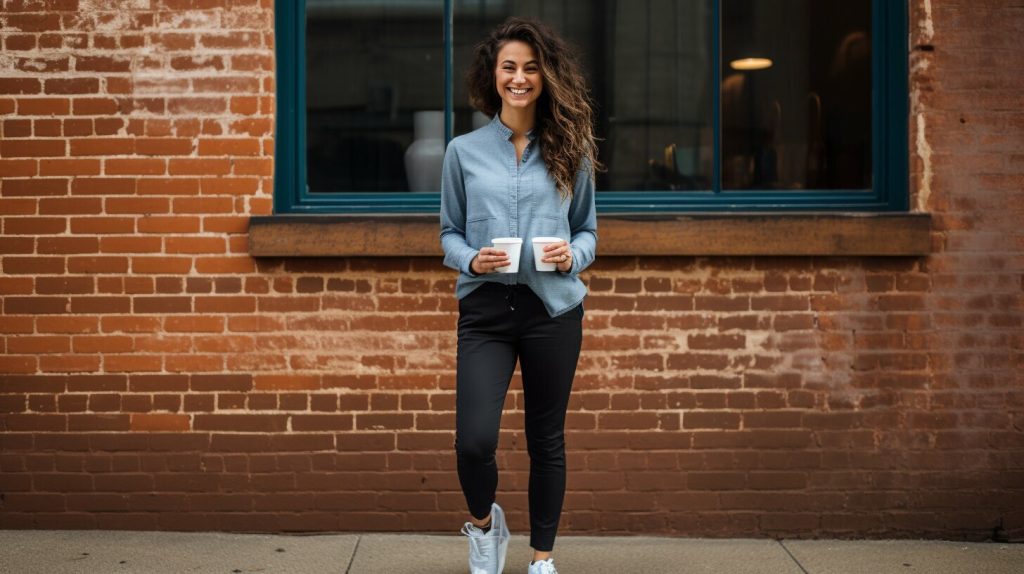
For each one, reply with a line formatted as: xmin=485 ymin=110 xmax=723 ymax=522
xmin=461 ymin=523 xmax=494 ymax=561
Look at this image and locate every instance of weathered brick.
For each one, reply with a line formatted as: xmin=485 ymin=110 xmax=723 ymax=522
xmin=0 ymin=0 xmax=1018 ymax=543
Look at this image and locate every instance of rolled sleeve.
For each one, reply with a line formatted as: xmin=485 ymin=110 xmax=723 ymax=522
xmin=439 ymin=141 xmax=480 ymax=277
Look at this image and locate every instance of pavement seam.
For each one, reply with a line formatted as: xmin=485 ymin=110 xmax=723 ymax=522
xmin=343 ymin=535 xmax=362 ymax=574
xmin=777 ymin=539 xmax=811 ymax=574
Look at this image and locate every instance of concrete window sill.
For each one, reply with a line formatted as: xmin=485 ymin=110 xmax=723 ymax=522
xmin=247 ymin=213 xmax=931 ymax=257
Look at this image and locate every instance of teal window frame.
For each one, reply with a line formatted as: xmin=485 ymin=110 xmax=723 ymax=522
xmin=274 ymin=0 xmax=908 ymax=214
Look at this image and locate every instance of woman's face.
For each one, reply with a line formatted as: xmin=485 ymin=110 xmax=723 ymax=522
xmin=494 ymin=40 xmax=543 ymax=114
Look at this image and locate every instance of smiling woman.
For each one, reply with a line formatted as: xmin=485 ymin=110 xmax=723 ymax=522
xmin=495 ymin=45 xmax=542 ymax=111
xmin=439 ymin=18 xmax=599 ymax=574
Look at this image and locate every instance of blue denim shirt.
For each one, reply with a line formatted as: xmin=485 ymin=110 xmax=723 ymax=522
xmin=439 ymin=113 xmax=597 ymax=317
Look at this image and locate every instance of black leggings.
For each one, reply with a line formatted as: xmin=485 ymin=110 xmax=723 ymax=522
xmin=455 ymin=282 xmax=583 ymax=552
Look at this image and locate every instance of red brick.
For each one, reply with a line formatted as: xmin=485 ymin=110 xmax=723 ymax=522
xmin=75 ymin=56 xmax=131 ymax=72
xmin=230 ymin=96 xmax=259 ymax=115
xmin=71 ymin=178 xmax=135 ymax=195
xmin=39 ymin=159 xmax=101 ymax=176
xmin=154 ymin=33 xmax=196 ymax=51
xmin=17 ymin=97 xmax=70 ymax=115
xmin=4 ymin=217 xmax=66 ymax=235
xmin=69 ymin=138 xmax=133 ymax=156
xmin=71 ymin=98 xmax=120 ymax=116
xmin=167 ymin=97 xmax=227 ymax=115
xmin=105 ymin=158 xmax=166 ymax=176
xmin=105 ymin=355 xmax=162 ymax=373
xmin=63 ymin=118 xmax=93 ymax=136
xmin=0 ymin=139 xmax=65 ymax=157
xmin=199 ymin=32 xmax=262 ymax=49
xmin=197 ymin=138 xmax=260 ymax=156
xmin=0 ymin=236 xmax=35 ymax=254
xmin=67 ymin=256 xmax=128 ymax=274
xmin=4 ymin=34 xmax=37 ymax=51
xmin=166 ymin=237 xmax=226 ymax=254
xmin=4 ymin=119 xmax=32 ymax=137
xmin=193 ymin=77 xmax=260 ymax=93
xmin=137 ymin=215 xmax=201 ymax=233
xmin=136 ymin=178 xmax=199 ymax=196
xmin=170 ymin=56 xmax=224 ymax=71
xmin=168 ymin=158 xmax=232 ymax=176
xmin=38 ymin=197 xmax=102 ymax=215
xmin=4 ymin=296 xmax=69 ymax=315
xmin=0 ymin=159 xmax=36 ymax=177
xmin=3 ymin=256 xmax=66 ymax=274
xmin=44 ymin=78 xmax=100 ymax=94
xmin=3 ymin=179 xmax=69 ymax=198
xmin=34 ymin=118 xmax=61 ymax=136
xmin=131 ymin=257 xmax=193 ymax=274
xmin=135 ymin=138 xmax=194 ymax=156
xmin=99 ymin=237 xmax=162 ymax=254
xmin=0 ymin=78 xmax=41 ymax=95
xmin=105 ymin=197 xmax=170 ymax=215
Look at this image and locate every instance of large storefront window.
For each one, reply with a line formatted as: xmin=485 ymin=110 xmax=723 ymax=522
xmin=276 ymin=0 xmax=906 ymax=212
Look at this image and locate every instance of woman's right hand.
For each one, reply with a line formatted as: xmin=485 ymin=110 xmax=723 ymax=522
xmin=470 ymin=247 xmax=510 ymax=274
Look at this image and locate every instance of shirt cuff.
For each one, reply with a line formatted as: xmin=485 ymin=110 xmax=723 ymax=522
xmin=561 ymin=245 xmax=581 ymax=275
xmin=461 ymin=249 xmax=480 ymax=277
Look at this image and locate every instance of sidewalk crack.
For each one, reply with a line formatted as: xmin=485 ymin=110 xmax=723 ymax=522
xmin=344 ymin=535 xmax=362 ymax=574
xmin=777 ymin=539 xmax=810 ymax=574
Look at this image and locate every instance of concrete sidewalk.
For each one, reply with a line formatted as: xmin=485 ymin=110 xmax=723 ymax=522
xmin=1 ymin=530 xmax=1020 ymax=574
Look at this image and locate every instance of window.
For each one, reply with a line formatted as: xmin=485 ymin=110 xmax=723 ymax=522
xmin=275 ymin=0 xmax=907 ymax=213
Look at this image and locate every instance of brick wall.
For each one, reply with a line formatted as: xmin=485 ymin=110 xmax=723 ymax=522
xmin=1 ymin=0 xmax=1022 ymax=540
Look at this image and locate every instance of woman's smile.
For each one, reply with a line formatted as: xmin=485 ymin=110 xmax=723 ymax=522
xmin=495 ymin=40 xmax=543 ymax=111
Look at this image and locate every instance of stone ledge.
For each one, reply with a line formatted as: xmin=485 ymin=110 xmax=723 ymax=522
xmin=248 ymin=213 xmax=931 ymax=257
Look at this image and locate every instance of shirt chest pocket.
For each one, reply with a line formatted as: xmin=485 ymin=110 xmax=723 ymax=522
xmin=466 ymin=215 xmax=497 ymax=249
xmin=532 ymin=174 xmax=571 ymax=237
xmin=536 ymin=214 xmax=565 ymax=237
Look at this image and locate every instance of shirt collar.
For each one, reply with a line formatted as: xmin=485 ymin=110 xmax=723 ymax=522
xmin=491 ymin=112 xmax=537 ymax=141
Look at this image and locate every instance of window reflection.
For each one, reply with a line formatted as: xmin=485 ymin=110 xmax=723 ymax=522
xmin=306 ymin=0 xmax=444 ymax=193
xmin=721 ymin=0 xmax=871 ymax=190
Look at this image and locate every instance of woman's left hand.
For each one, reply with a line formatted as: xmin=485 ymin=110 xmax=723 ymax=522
xmin=543 ymin=240 xmax=573 ymax=272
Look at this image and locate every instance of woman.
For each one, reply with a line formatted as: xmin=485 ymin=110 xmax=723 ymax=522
xmin=439 ymin=16 xmax=601 ymax=574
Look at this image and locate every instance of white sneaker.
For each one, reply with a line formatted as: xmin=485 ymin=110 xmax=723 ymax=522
xmin=527 ymin=557 xmax=559 ymax=574
xmin=461 ymin=502 xmax=510 ymax=574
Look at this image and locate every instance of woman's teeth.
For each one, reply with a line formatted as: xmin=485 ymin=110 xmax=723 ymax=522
xmin=509 ymin=88 xmax=529 ymax=95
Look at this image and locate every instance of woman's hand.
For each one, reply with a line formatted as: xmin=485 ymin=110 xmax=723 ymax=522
xmin=470 ymin=247 xmax=511 ymax=274
xmin=542 ymin=240 xmax=573 ymax=273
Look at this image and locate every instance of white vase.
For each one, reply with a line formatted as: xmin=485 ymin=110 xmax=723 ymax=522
xmin=404 ymin=110 xmax=445 ymax=192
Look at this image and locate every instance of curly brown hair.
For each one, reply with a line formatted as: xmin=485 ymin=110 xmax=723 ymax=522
xmin=466 ymin=17 xmax=603 ymax=201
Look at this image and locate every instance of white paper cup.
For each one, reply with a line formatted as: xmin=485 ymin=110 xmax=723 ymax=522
xmin=491 ymin=237 xmax=522 ymax=273
xmin=531 ymin=236 xmax=563 ymax=271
